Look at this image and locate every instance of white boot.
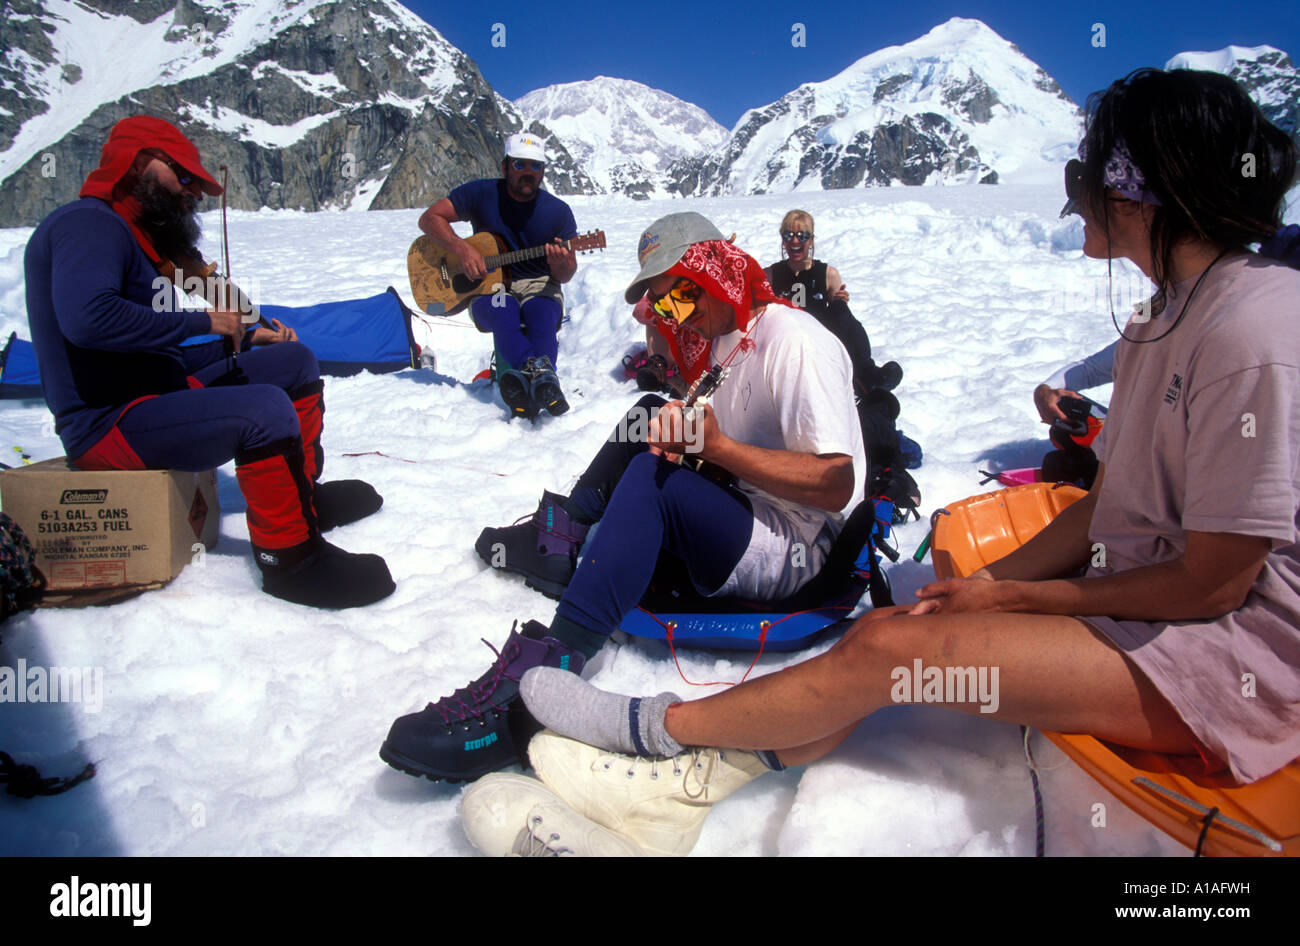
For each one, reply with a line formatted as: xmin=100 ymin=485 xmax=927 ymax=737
xmin=460 ymin=773 xmax=647 ymax=857
xmin=528 ymin=730 xmax=769 ymax=857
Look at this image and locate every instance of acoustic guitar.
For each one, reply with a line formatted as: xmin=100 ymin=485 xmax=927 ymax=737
xmin=407 ymin=230 xmax=606 ymax=315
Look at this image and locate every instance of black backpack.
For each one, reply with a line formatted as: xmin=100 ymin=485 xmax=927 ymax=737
xmin=0 ymin=512 xmax=43 ymax=624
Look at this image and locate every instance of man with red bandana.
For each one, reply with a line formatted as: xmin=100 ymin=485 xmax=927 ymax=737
xmin=380 ymin=211 xmax=866 ymax=782
xmin=23 ymin=115 xmax=394 ymax=609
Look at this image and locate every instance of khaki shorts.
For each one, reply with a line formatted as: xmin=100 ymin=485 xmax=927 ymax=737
xmin=507 ymin=274 xmax=564 ymax=307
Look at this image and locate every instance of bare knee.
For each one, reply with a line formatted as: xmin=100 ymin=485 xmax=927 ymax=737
xmin=834 ymin=613 xmax=932 ymax=667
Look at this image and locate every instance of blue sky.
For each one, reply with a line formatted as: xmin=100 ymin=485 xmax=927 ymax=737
xmin=401 ymin=0 xmax=1300 ymax=127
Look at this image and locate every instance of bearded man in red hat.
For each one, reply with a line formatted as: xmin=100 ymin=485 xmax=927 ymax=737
xmin=23 ymin=115 xmax=394 ymax=609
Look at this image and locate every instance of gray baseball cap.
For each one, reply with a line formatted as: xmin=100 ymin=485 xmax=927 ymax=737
xmin=624 ymin=212 xmax=726 ymax=303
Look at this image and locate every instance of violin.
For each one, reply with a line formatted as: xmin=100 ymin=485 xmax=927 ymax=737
xmin=151 ymin=164 xmax=276 ymax=354
xmin=154 ymin=249 xmax=268 ymax=332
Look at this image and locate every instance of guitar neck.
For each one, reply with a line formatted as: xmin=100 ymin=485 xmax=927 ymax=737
xmin=484 ymin=243 xmax=553 ymax=271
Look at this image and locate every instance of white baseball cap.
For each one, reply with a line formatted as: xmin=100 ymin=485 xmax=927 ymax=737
xmin=504 ymin=133 xmax=547 ymax=164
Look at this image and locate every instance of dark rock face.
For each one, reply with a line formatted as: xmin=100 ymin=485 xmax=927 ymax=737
xmin=1223 ymin=49 xmax=1300 ymax=141
xmin=942 ymin=75 xmax=999 ymax=124
xmin=0 ymin=0 xmax=594 ymax=227
xmin=0 ymin=0 xmax=58 ymax=154
xmin=817 ymin=114 xmax=989 ymax=188
xmin=665 ymin=92 xmax=993 ymax=195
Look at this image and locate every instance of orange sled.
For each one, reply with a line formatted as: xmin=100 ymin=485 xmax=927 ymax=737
xmin=930 ymin=482 xmax=1300 ymax=857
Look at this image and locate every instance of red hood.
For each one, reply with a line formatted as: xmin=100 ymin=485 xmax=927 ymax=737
xmin=79 ymin=115 xmax=222 ymax=265
xmin=80 ymin=115 xmax=223 ymax=202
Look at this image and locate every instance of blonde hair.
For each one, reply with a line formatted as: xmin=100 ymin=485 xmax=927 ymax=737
xmin=780 ymin=209 xmax=813 ymax=233
xmin=779 ymin=209 xmax=814 ymax=257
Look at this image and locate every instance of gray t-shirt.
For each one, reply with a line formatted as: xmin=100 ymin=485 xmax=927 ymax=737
xmin=1080 ymin=253 xmax=1300 ymax=783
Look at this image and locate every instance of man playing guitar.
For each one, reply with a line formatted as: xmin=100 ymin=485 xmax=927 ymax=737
xmin=416 ymin=133 xmax=578 ymax=419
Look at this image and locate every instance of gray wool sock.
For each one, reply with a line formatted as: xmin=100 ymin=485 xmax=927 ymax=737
xmin=521 ymin=666 xmax=683 ymax=757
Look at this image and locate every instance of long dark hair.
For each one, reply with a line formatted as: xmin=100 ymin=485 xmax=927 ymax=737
xmin=1081 ymin=68 xmax=1297 ymax=293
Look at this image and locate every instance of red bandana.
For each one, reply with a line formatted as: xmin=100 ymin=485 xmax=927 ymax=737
xmin=656 ymin=240 xmax=794 ymax=384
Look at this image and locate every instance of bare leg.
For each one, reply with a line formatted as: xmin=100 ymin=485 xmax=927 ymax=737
xmin=775 ymin=725 xmax=858 ymax=766
xmin=665 ymin=611 xmax=1199 ymax=763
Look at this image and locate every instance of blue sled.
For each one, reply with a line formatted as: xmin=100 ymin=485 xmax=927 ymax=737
xmin=618 ymin=499 xmax=895 ymax=653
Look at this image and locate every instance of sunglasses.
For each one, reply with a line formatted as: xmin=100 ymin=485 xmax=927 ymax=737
xmin=1061 ymin=158 xmax=1136 ymax=218
xmin=145 ymin=150 xmax=195 ymax=187
xmin=511 ymin=159 xmax=544 ymax=172
xmin=781 ymin=229 xmax=812 ymax=243
xmin=1059 ymin=158 xmax=1086 ymax=218
xmin=649 ymin=277 xmax=703 ymax=326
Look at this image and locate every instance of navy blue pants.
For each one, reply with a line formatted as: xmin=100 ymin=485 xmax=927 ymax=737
xmin=114 ymin=341 xmax=319 ymax=471
xmin=470 ymin=293 xmax=561 ymax=368
xmin=555 ymin=395 xmax=755 ymax=638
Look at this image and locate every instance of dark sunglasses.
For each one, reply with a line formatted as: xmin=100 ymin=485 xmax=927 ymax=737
xmin=511 ymin=159 xmax=544 ymax=172
xmin=145 ymin=150 xmax=194 ymax=187
xmin=781 ymin=229 xmax=812 ymax=243
xmin=1061 ymin=158 xmax=1135 ymax=218
xmin=649 ymin=277 xmax=703 ymax=326
xmin=1060 ymin=158 xmax=1085 ymax=218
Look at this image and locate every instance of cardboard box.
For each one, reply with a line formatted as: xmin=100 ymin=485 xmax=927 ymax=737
xmin=0 ymin=459 xmax=219 ymax=593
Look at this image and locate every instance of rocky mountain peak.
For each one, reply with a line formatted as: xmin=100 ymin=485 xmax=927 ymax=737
xmin=0 ymin=0 xmax=593 ymax=226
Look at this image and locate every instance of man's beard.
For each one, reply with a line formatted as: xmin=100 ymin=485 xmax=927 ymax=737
xmin=132 ymin=178 xmax=202 ymax=259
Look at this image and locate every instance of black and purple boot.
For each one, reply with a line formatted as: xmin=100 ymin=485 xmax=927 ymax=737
xmin=474 ymin=491 xmax=590 ymax=599
xmin=380 ymin=620 xmax=587 ymax=782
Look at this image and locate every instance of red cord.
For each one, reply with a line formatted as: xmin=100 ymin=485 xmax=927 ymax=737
xmin=640 ymin=601 xmax=856 ymax=689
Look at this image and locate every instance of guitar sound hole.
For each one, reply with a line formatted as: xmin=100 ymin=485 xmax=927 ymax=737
xmin=451 ymin=273 xmax=485 ymax=294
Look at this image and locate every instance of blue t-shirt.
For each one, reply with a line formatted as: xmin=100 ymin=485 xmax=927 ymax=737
xmin=447 ymin=179 xmax=577 ymax=280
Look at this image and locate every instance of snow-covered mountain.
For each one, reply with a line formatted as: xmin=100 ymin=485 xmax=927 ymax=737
xmin=0 ymin=0 xmax=593 ymax=227
xmin=1167 ymin=44 xmax=1300 ymax=141
xmin=515 ymin=77 xmax=727 ymax=199
xmin=669 ymin=18 xmax=1082 ymax=196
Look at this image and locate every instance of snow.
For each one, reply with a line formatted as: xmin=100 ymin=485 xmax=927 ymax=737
xmin=516 ymin=77 xmax=728 ymax=195
xmin=1166 ymin=45 xmax=1284 ymax=75
xmin=177 ymin=101 xmax=341 ymax=149
xmin=1 ymin=183 xmax=1292 ymax=858
xmin=0 ymin=0 xmax=465 ymax=183
xmin=719 ymin=17 xmax=1082 ymax=193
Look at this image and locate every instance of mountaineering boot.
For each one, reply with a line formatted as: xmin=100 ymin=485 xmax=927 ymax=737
xmin=870 ymin=360 xmax=903 ymax=393
xmin=379 ymin=621 xmax=586 ymax=782
xmin=460 ymin=773 xmax=648 ymax=857
xmin=255 ymin=537 xmax=395 ymax=609
xmin=864 ymin=387 xmax=901 ymax=421
xmin=523 ymin=356 xmax=568 ymax=416
xmin=528 ymin=729 xmax=768 ymax=857
xmin=474 ymin=491 xmax=589 ymax=599
xmin=497 ymin=367 xmax=537 ymax=421
xmin=237 ymin=436 xmax=394 ymax=609
xmin=315 ymin=479 xmax=383 ymax=531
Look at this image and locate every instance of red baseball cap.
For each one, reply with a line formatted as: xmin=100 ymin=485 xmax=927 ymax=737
xmin=80 ymin=115 xmax=223 ymax=200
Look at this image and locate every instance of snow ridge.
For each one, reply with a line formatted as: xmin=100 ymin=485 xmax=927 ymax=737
xmin=516 ymin=76 xmax=728 ymax=198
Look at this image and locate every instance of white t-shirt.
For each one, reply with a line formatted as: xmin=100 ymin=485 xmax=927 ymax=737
xmin=707 ymin=304 xmax=867 ymax=600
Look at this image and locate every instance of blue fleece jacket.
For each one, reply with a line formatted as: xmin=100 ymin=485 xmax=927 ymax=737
xmin=24 ymin=197 xmax=212 ymax=458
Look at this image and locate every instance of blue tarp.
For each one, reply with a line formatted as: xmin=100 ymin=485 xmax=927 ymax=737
xmin=1 ymin=287 xmax=420 ymax=397
xmin=0 ymin=331 xmax=43 ymax=398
